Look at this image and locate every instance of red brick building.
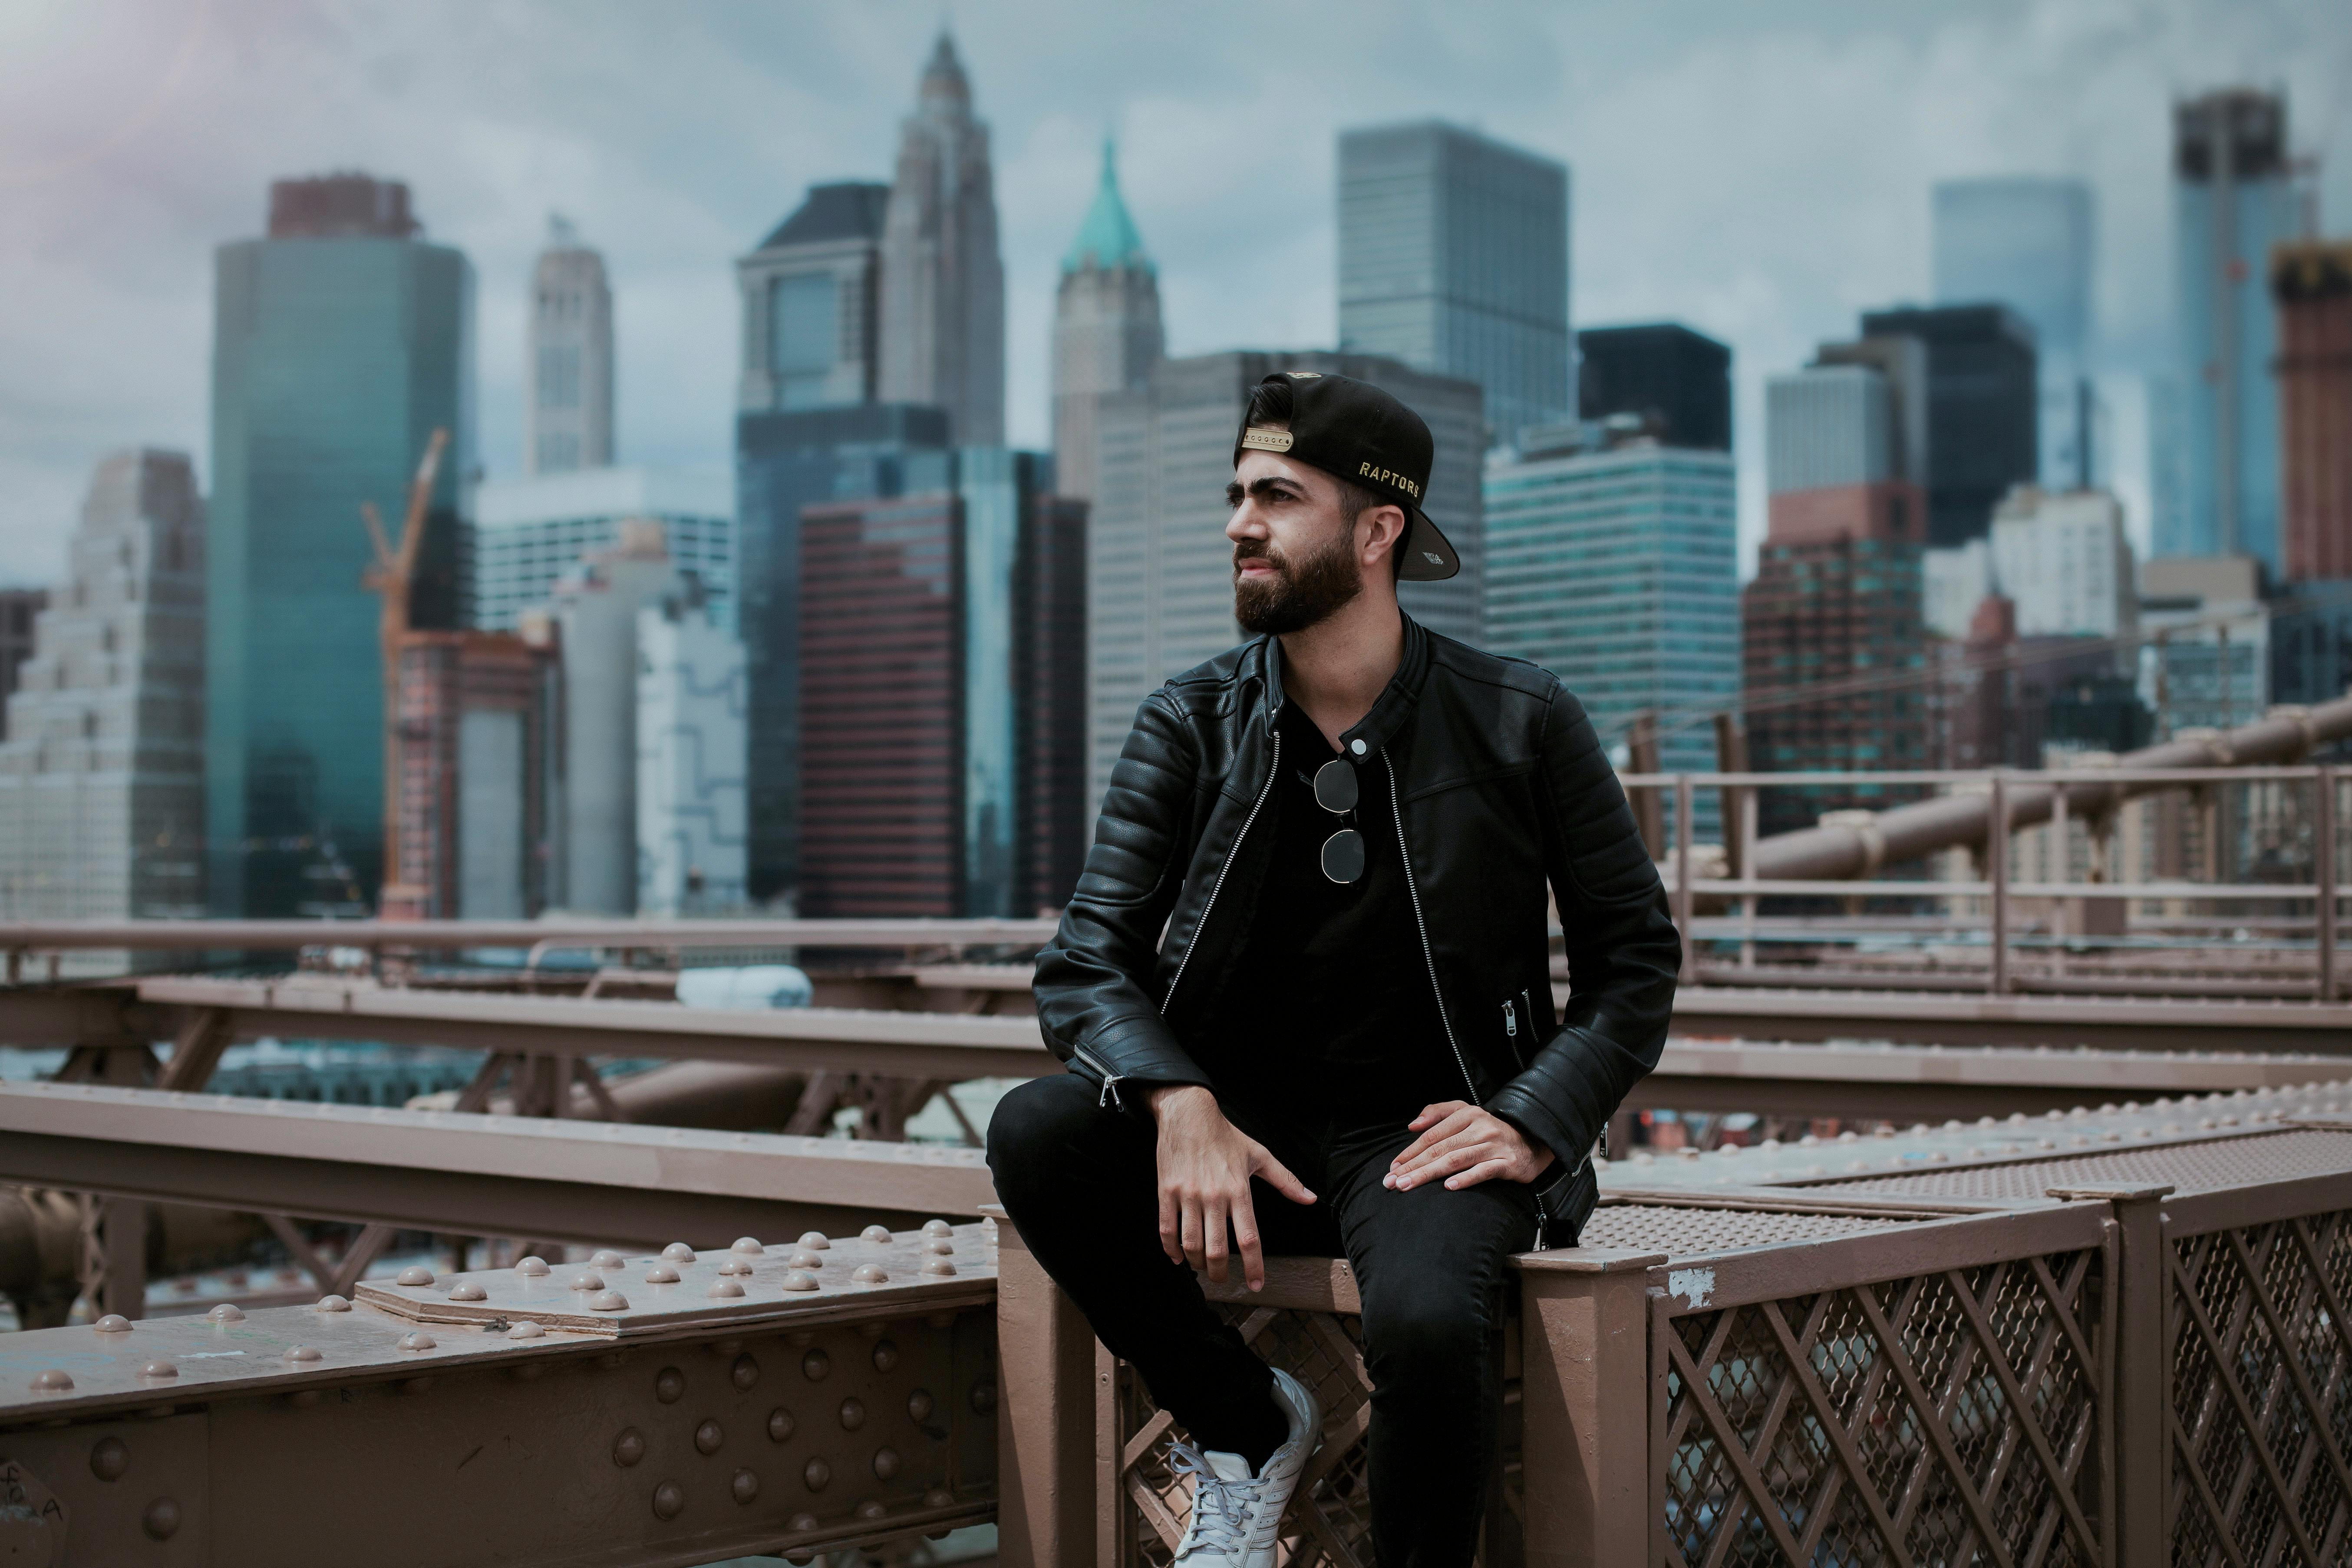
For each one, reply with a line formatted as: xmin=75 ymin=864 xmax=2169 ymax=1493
xmin=2276 ymin=241 xmax=2352 ymax=582
xmin=1741 ymin=480 xmax=1928 ymax=832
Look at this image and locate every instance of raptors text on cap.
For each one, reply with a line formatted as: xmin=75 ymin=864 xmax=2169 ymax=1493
xmin=1357 ymin=462 xmax=1422 ymax=500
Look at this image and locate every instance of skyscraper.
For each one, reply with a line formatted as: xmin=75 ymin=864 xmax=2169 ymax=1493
xmin=637 ymin=575 xmax=748 ymax=916
xmin=0 ymin=591 xmax=46 ymax=736
xmin=796 ymin=451 xmax=1079 ymax=918
xmin=2173 ymin=89 xmax=2300 ymax=570
xmin=2270 ymin=241 xmax=2352 ymax=583
xmin=1933 ymin=178 xmax=2096 ymax=489
xmin=1576 ymin=324 xmax=1732 ymax=451
xmin=736 ymin=177 xmax=953 ymax=901
xmin=1052 ymin=141 xmax=1163 ymax=502
xmin=544 ymin=522 xmax=683 ymax=914
xmin=797 ymin=489 xmax=961 ymax=918
xmin=1338 ymin=121 xmax=1570 ymax=443
xmin=737 ymin=182 xmax=890 ymax=415
xmin=1857 ymin=305 xmax=2038 ymax=548
xmin=208 ymin=174 xmax=473 ymax=915
xmin=1986 ymin=488 xmax=2138 ymax=640
xmin=1745 ymin=363 xmax=1929 ymax=829
xmin=878 ymin=35 xmax=1006 ymax=445
xmin=1018 ymin=493 xmax=1089 ymax=912
xmin=526 ymin=216 xmax=614 ymax=475
xmin=735 ymin=403 xmax=953 ymax=902
xmin=1087 ymin=350 xmax=1484 ymax=805
xmin=0 ymin=451 xmax=206 ymax=931
xmin=1483 ymin=426 xmax=1737 ymax=838
xmin=957 ymin=449 xmax=1039 ymax=918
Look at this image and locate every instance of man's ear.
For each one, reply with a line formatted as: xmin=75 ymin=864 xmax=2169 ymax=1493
xmin=1360 ymin=505 xmax=1408 ymax=571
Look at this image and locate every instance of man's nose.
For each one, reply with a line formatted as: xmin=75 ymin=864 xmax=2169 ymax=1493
xmin=1226 ymin=500 xmax=1267 ymax=545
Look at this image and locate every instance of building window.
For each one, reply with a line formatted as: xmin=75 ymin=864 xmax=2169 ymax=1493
xmin=770 ymin=271 xmax=838 ymax=409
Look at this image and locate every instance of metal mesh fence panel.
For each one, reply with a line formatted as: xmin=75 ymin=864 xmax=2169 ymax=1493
xmin=1659 ymin=1244 xmax=2106 ymax=1568
xmin=2168 ymin=1207 xmax=2352 ymax=1565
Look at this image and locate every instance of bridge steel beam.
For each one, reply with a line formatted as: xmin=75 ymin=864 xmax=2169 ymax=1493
xmin=0 ymin=1083 xmax=995 ymax=1249
xmin=0 ymin=1229 xmax=999 ymax=1567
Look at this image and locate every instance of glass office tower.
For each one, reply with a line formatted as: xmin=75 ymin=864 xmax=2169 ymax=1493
xmin=208 ymin=175 xmax=473 ymax=915
xmin=1484 ymin=432 xmax=1738 ymax=839
xmin=955 ymin=449 xmax=1055 ymax=919
xmin=2171 ymin=89 xmax=2300 ymax=571
xmin=1339 ymin=121 xmax=1570 ymax=444
xmin=794 ymin=448 xmax=1074 ymax=919
xmin=1933 ymin=177 xmax=2096 ymax=490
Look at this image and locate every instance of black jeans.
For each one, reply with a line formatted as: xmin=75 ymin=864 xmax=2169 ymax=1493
xmin=986 ymin=1072 xmax=1539 ymax=1568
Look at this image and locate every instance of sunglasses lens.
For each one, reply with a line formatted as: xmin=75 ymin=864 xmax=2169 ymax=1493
xmin=1321 ymin=828 xmax=1366 ymax=885
xmin=1313 ymin=758 xmax=1359 ymax=813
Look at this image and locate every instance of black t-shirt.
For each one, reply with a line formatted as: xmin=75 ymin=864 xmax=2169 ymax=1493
xmin=1200 ymin=702 xmax=1465 ymax=1155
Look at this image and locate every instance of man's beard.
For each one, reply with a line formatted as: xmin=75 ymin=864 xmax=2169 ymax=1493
xmin=1233 ymin=526 xmax=1363 ymax=634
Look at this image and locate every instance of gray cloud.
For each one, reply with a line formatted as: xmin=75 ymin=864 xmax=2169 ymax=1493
xmin=0 ymin=0 xmax=2344 ymax=584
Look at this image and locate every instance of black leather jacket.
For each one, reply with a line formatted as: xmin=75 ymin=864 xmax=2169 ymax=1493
xmin=1033 ymin=614 xmax=1681 ymax=1244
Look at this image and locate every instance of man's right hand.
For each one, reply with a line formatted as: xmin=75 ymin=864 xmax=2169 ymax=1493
xmin=1150 ymin=1084 xmax=1317 ymax=1292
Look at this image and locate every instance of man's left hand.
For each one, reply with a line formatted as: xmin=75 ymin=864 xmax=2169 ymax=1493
xmin=1385 ymin=1100 xmax=1556 ymax=1191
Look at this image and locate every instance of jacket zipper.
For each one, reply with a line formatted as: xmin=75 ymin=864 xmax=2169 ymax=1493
xmin=1072 ymin=1046 xmax=1127 ymax=1111
xmin=1155 ymin=725 xmax=1283 ymax=1023
xmin=1384 ymin=750 xmax=1552 ymax=1249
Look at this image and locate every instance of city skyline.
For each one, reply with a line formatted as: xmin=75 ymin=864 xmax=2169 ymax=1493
xmin=2 ymin=1 xmax=2345 ymax=590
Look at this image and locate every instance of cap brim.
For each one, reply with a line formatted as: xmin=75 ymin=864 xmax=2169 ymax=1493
xmin=1397 ymin=504 xmax=1459 ymax=582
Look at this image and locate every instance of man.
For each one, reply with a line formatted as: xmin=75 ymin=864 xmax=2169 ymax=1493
xmin=987 ymin=371 xmax=1679 ymax=1567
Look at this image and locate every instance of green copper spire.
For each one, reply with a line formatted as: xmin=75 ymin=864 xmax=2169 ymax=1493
xmin=1062 ymin=139 xmax=1153 ymax=276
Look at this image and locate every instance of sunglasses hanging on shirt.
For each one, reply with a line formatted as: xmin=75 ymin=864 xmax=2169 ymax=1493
xmin=1312 ymin=758 xmax=1366 ymax=884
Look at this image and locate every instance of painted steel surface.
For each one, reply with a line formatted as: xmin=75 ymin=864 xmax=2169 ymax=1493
xmin=0 ymin=1225 xmax=998 ymax=1567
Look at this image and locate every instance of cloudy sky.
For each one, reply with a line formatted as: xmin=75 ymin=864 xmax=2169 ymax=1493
xmin=1 ymin=0 xmax=2346 ymax=586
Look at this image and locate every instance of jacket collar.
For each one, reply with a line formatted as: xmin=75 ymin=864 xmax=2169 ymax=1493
xmin=1252 ymin=610 xmax=1432 ymax=759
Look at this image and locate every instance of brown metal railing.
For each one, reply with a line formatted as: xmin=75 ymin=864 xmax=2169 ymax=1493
xmin=1625 ymin=763 xmax=2350 ymax=1003
xmin=997 ymin=1107 xmax=2352 ymax=1564
xmin=18 ymin=1096 xmax=2352 ymax=1561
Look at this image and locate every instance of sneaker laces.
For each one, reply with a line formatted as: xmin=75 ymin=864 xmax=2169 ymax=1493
xmin=1169 ymin=1441 xmax=1262 ymax=1558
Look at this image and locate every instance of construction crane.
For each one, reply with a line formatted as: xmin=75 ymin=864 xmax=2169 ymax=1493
xmin=359 ymin=428 xmax=450 ymax=921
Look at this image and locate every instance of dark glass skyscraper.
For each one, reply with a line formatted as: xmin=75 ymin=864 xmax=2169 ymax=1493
xmin=1338 ymin=121 xmax=1570 ymax=443
xmin=1858 ymin=305 xmax=2037 ymax=548
xmin=795 ymin=449 xmax=1077 ymax=918
xmin=735 ymin=404 xmax=952 ymax=901
xmin=208 ymin=175 xmax=473 ymax=915
xmin=1577 ymin=324 xmax=1732 ymax=450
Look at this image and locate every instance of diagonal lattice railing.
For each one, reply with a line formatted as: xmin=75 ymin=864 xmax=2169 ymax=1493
xmin=2167 ymin=1208 xmax=2352 ymax=1566
xmin=1658 ymin=1245 xmax=2107 ymax=1568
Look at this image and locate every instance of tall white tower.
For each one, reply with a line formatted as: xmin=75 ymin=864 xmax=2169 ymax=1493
xmin=1052 ymin=140 xmax=1163 ymax=502
xmin=526 ymin=214 xmax=615 ymax=474
xmin=0 ymin=450 xmax=208 ymax=930
xmin=877 ymin=34 xmax=1006 ymax=445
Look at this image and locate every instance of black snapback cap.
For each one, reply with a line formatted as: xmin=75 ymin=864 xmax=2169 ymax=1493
xmin=1232 ymin=371 xmax=1459 ymax=581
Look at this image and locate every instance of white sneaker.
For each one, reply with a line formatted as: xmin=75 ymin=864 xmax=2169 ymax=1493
xmin=1169 ymin=1367 xmax=1322 ymax=1565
